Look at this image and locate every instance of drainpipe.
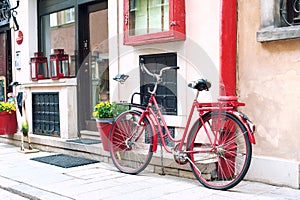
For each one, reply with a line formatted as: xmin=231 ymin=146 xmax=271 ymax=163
xmin=218 ymin=0 xmax=238 ymax=179
xmin=219 ymin=0 xmax=238 ymax=101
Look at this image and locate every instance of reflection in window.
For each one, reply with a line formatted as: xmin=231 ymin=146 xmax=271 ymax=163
xmin=41 ymin=7 xmax=76 ymax=77
xmin=50 ymin=8 xmax=75 ymax=27
xmin=129 ymin=0 xmax=169 ymax=36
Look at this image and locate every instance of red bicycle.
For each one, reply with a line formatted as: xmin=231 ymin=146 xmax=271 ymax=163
xmin=109 ymin=59 xmax=256 ymax=190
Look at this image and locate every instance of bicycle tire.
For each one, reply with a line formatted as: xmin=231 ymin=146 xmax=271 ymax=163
xmin=109 ymin=110 xmax=154 ymax=174
xmin=187 ymin=112 xmax=252 ymax=190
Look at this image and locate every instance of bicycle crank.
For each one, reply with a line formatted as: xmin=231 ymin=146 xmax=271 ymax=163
xmin=173 ymin=143 xmax=188 ymax=165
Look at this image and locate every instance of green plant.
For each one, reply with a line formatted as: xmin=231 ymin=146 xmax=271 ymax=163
xmin=93 ymin=101 xmax=128 ymax=119
xmin=111 ymin=103 xmax=128 ymax=117
xmin=0 ymin=102 xmax=16 ymax=114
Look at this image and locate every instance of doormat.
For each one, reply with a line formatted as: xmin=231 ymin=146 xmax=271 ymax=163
xmin=66 ymin=138 xmax=101 ymax=145
xmin=31 ymin=154 xmax=99 ymax=168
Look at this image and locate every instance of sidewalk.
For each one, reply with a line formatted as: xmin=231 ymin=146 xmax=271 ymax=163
xmin=0 ymin=142 xmax=299 ymax=200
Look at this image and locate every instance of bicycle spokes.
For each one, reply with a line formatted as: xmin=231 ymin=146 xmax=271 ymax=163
xmin=187 ymin=112 xmax=252 ymax=190
xmin=109 ymin=110 xmax=154 ymax=174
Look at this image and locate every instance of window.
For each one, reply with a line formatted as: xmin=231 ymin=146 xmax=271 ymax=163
xmin=50 ymin=8 xmax=75 ymax=27
xmin=124 ymin=0 xmax=186 ymax=45
xmin=257 ymin=0 xmax=300 ymax=42
xmin=280 ymin=0 xmax=300 ymax=26
xmin=32 ymin=92 xmax=60 ymax=137
xmin=40 ymin=7 xmax=76 ymax=77
xmin=129 ymin=0 xmax=169 ymax=36
xmin=140 ymin=53 xmax=177 ymax=115
xmin=0 ymin=0 xmax=11 ymax=26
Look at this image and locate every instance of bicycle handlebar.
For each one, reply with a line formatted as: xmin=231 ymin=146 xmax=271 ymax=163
xmin=140 ymin=58 xmax=179 ymax=80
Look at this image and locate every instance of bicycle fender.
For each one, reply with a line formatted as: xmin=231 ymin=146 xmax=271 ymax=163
xmin=147 ymin=114 xmax=158 ymax=152
xmin=232 ymin=111 xmax=256 ymax=144
xmin=132 ymin=108 xmax=158 ymax=152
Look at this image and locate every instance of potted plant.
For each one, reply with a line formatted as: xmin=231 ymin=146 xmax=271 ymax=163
xmin=0 ymin=101 xmax=17 ymax=135
xmin=93 ymin=101 xmax=128 ymax=151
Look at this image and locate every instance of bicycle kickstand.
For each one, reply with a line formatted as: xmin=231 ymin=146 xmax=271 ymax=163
xmin=159 ymin=144 xmax=166 ymax=175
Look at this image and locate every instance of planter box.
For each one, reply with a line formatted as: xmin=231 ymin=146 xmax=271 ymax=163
xmin=0 ymin=111 xmax=17 ymax=135
xmin=96 ymin=118 xmax=113 ymax=151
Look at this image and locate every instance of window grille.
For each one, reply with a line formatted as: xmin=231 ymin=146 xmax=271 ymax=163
xmin=32 ymin=92 xmax=60 ymax=137
xmin=140 ymin=53 xmax=177 ymax=115
xmin=280 ymin=0 xmax=300 ymax=26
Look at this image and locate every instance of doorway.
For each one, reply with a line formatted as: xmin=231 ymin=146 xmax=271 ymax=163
xmin=78 ymin=1 xmax=109 ymax=132
xmin=0 ymin=29 xmax=12 ymax=101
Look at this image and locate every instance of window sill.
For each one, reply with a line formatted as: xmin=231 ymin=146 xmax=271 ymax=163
xmin=257 ymin=26 xmax=300 ymax=42
xmin=124 ymin=31 xmax=186 ymax=46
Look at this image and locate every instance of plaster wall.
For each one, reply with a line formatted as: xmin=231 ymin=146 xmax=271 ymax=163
xmin=238 ymin=0 xmax=300 ymax=162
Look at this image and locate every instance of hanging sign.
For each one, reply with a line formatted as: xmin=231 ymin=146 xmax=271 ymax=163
xmin=16 ymin=30 xmax=23 ymax=45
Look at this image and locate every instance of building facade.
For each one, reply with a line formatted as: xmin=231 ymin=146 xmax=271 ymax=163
xmin=0 ymin=0 xmax=299 ymax=188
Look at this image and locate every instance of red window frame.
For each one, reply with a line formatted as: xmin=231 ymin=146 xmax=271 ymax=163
xmin=123 ymin=0 xmax=186 ymax=45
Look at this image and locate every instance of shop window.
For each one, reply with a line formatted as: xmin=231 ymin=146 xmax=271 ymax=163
xmin=257 ymin=0 xmax=300 ymax=42
xmin=140 ymin=53 xmax=177 ymax=115
xmin=40 ymin=7 xmax=76 ymax=77
xmin=124 ymin=0 xmax=186 ymax=45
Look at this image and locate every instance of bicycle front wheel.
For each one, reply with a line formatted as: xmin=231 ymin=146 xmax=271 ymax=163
xmin=109 ymin=110 xmax=153 ymax=174
xmin=187 ymin=112 xmax=252 ymax=190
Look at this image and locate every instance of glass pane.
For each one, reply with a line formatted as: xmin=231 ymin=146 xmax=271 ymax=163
xmin=0 ymin=33 xmax=7 ymax=76
xmin=31 ymin=63 xmax=36 ymax=78
xmin=129 ymin=0 xmax=169 ymax=36
xmin=51 ymin=61 xmax=56 ymax=76
xmin=38 ymin=63 xmax=47 ymax=78
xmin=41 ymin=7 xmax=75 ymax=77
xmin=89 ymin=9 xmax=109 ymax=112
xmin=60 ymin=60 xmax=69 ymax=76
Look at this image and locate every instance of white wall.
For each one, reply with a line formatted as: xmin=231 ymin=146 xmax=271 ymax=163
xmin=109 ymin=0 xmax=220 ymax=128
xmin=10 ymin=0 xmax=78 ymax=138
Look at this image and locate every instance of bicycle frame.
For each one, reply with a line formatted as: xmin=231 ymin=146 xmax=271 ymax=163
xmin=111 ymin=61 xmax=256 ymax=189
xmin=136 ymin=90 xmax=256 ymax=154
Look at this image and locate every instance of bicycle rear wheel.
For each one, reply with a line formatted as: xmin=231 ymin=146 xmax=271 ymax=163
xmin=187 ymin=112 xmax=252 ymax=190
xmin=109 ymin=110 xmax=153 ymax=174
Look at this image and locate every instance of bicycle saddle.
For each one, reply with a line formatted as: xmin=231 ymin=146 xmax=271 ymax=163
xmin=9 ymin=81 xmax=21 ymax=87
xmin=188 ymin=79 xmax=211 ymax=91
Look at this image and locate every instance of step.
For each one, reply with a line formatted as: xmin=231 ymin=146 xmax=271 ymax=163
xmin=80 ymin=130 xmax=100 ymax=140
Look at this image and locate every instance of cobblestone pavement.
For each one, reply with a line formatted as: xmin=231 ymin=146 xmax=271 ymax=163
xmin=0 ymin=143 xmax=299 ymax=200
xmin=0 ymin=187 xmax=29 ymax=200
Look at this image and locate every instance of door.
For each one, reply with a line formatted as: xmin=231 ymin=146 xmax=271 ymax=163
xmin=0 ymin=30 xmax=12 ymax=99
xmin=78 ymin=1 xmax=109 ymax=132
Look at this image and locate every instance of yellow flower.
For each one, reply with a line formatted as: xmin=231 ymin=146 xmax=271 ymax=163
xmin=0 ymin=101 xmax=16 ymax=114
xmin=92 ymin=101 xmax=128 ymax=119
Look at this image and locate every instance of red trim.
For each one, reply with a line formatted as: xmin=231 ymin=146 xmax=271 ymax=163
xmin=220 ymin=0 xmax=237 ymax=97
xmin=124 ymin=0 xmax=186 ymax=45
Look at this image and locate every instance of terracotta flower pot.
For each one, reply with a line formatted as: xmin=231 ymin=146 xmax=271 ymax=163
xmin=0 ymin=111 xmax=17 ymax=135
xmin=96 ymin=118 xmax=113 ymax=151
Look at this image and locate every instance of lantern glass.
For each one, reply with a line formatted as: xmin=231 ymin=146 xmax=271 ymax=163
xmin=31 ymin=62 xmax=36 ymax=79
xmin=51 ymin=61 xmax=57 ymax=77
xmin=60 ymin=60 xmax=69 ymax=76
xmin=38 ymin=62 xmax=48 ymax=78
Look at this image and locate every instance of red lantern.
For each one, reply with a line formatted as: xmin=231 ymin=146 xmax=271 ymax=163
xmin=30 ymin=52 xmax=48 ymax=81
xmin=50 ymin=49 xmax=70 ymax=80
